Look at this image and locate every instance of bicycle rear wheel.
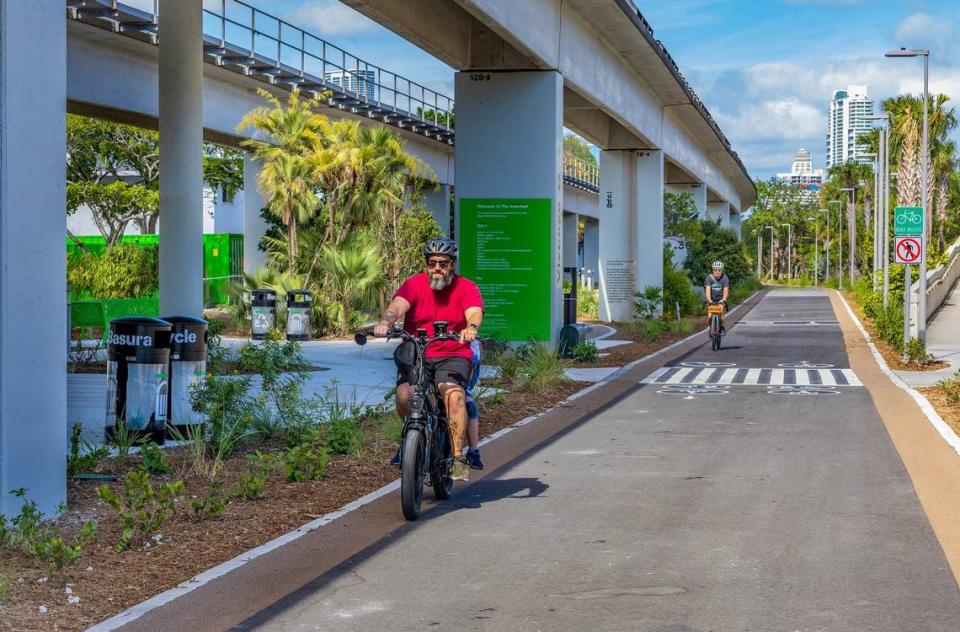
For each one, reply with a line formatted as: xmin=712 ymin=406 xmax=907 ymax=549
xmin=400 ymin=427 xmax=425 ymax=520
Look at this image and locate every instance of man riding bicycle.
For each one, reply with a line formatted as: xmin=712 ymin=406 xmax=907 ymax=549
xmin=374 ymin=238 xmax=484 ymax=482
xmin=704 ymin=261 xmax=730 ymax=333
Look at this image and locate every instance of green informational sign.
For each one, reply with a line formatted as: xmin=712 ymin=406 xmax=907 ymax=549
xmin=459 ymin=198 xmax=553 ymax=341
xmin=895 ymin=206 xmax=924 ymax=236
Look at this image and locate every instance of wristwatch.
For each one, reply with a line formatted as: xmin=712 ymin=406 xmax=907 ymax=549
xmin=468 ymin=323 xmax=479 ymax=331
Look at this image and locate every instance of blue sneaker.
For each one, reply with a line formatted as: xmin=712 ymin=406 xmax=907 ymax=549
xmin=465 ymin=448 xmax=485 ymax=470
xmin=389 ymin=446 xmax=401 ymax=467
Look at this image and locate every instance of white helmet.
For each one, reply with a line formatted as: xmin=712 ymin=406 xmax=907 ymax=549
xmin=712 ymin=260 xmax=724 ymax=270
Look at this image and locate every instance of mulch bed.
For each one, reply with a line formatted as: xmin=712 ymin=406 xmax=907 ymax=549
xmin=843 ymin=294 xmax=948 ymax=372
xmin=918 ymin=385 xmax=960 ymax=437
xmin=0 ymin=380 xmax=586 ymax=631
xmin=3 ymin=323 xmax=687 ymax=631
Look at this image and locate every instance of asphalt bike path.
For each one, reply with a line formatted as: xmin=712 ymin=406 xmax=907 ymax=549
xmin=233 ymin=289 xmax=960 ymax=631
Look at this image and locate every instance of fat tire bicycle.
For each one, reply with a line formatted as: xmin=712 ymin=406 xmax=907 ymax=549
xmin=355 ymin=322 xmax=460 ymax=520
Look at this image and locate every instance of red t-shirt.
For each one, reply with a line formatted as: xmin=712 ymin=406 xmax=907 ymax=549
xmin=395 ymin=273 xmax=484 ymax=359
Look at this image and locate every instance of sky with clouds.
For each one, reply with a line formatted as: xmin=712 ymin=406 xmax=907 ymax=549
xmin=249 ymin=0 xmax=960 ymax=180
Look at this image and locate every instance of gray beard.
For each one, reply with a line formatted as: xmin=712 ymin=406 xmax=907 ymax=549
xmin=429 ymin=272 xmax=454 ymax=291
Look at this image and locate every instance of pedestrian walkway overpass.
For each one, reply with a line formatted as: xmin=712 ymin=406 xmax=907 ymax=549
xmin=0 ymin=0 xmax=753 ymax=515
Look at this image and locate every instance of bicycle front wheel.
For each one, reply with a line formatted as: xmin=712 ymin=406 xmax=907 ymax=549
xmin=400 ymin=427 xmax=425 ymax=520
xmin=431 ymin=422 xmax=454 ymax=500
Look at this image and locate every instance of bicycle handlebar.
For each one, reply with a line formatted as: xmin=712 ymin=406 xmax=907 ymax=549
xmin=354 ymin=326 xmax=462 ymax=347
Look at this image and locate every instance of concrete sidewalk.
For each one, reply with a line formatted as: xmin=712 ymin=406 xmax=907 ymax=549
xmin=897 ymin=280 xmax=960 ymax=387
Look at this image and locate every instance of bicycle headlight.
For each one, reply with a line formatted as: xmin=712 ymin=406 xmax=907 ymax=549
xmin=410 ymin=396 xmax=424 ymax=415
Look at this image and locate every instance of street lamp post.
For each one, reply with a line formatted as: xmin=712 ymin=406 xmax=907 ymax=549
xmin=865 ymin=113 xmax=891 ymax=306
xmin=756 ymin=231 xmax=762 ymax=279
xmin=780 ymin=223 xmax=793 ymax=282
xmin=886 ymin=47 xmax=930 ymax=342
xmin=828 ymin=200 xmax=843 ymax=287
xmin=839 ymin=187 xmax=856 ymax=285
xmin=808 ymin=216 xmax=819 ymax=285
xmin=764 ymin=225 xmax=776 ymax=279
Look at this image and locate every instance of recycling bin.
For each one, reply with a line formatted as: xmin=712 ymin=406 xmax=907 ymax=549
xmin=105 ymin=317 xmax=172 ymax=445
xmin=163 ymin=315 xmax=208 ymax=440
xmin=286 ymin=289 xmax=313 ymax=341
xmin=251 ymin=289 xmax=277 ymax=340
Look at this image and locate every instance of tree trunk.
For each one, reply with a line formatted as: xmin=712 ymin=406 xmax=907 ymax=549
xmin=286 ymin=201 xmax=298 ymax=273
xmin=66 ymin=229 xmax=88 ymax=254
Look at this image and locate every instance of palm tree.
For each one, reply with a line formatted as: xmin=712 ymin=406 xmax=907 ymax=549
xmin=255 ymin=152 xmax=317 ymax=269
xmin=237 ymin=88 xmax=329 ymax=270
xmin=932 ymin=140 xmax=956 ymax=251
xmin=320 ymin=236 xmax=385 ymax=334
xmin=311 ymin=122 xmax=432 ymax=249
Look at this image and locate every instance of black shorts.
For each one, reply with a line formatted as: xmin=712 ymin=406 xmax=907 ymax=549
xmin=394 ymin=342 xmax=470 ymax=390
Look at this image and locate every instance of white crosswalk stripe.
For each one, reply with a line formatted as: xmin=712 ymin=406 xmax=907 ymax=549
xmin=641 ymin=367 xmax=862 ymax=387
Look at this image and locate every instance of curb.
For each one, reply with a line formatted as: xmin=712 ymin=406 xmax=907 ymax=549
xmin=835 ymin=291 xmax=960 ymax=456
xmin=89 ymin=290 xmax=763 ymax=631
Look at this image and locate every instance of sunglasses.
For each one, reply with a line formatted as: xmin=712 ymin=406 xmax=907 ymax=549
xmin=427 ymin=258 xmax=453 ymax=269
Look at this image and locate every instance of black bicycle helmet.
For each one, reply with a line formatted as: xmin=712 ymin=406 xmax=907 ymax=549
xmin=423 ymin=238 xmax=458 ymax=259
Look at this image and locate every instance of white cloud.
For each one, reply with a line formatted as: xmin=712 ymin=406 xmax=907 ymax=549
xmin=893 ymin=13 xmax=954 ymax=60
xmin=714 ymin=98 xmax=822 ymax=142
xmin=281 ymin=1 xmax=379 ymax=37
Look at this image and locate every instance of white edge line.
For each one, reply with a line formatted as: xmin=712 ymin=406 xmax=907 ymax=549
xmin=835 ymin=290 xmax=960 ymax=456
xmin=89 ymin=290 xmax=764 ymax=631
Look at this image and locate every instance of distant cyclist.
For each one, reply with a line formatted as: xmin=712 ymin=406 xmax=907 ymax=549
xmin=704 ymin=261 xmax=729 ymax=333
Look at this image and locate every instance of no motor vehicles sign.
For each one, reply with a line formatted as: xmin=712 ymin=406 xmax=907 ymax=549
xmin=895 ymin=236 xmax=923 ymax=264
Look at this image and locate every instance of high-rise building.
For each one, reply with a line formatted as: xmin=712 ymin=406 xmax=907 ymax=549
xmin=777 ymin=148 xmax=824 ymax=185
xmin=826 ymin=85 xmax=875 ymax=170
xmin=324 ymin=69 xmax=377 ymax=101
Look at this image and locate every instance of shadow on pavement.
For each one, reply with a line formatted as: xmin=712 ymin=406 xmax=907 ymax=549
xmin=432 ymin=476 xmax=549 ymax=512
xmin=231 ymin=477 xmax=548 ymax=630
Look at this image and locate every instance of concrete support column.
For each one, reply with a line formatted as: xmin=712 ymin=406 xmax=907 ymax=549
xmin=635 ymin=151 xmax=665 ymax=298
xmin=729 ymin=212 xmax=742 ymax=239
xmin=691 ymin=184 xmax=707 ymax=220
xmin=455 ymin=70 xmax=563 ymax=343
xmin=707 ymin=201 xmax=730 ymax=226
xmin=563 ymin=213 xmax=579 ymax=269
xmin=423 ymin=183 xmax=452 ymax=237
xmin=159 ymin=1 xmax=204 ymax=315
xmin=583 ymin=219 xmax=599 ymax=285
xmin=0 ymin=0 xmax=67 ymax=515
xmin=243 ymin=153 xmax=268 ymax=274
xmin=599 ymin=149 xmax=664 ymax=322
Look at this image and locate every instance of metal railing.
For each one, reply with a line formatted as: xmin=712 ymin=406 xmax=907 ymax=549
xmin=562 ymin=153 xmax=600 ymax=193
xmin=67 ymin=0 xmax=455 ymax=143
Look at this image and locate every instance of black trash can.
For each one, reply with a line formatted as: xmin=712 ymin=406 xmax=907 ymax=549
xmin=105 ymin=317 xmax=172 ymax=445
xmin=558 ymin=323 xmax=589 ymax=358
xmin=251 ymin=288 xmax=277 ymax=340
xmin=286 ymin=290 xmax=313 ymax=341
xmin=163 ymin=316 xmax=208 ymax=440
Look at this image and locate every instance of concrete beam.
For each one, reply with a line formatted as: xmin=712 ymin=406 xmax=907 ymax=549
xmin=0 ymin=0 xmax=67 ymax=515
xmin=66 ymin=20 xmax=454 ymax=185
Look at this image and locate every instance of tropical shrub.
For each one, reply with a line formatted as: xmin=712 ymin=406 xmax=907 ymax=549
xmin=67 ymin=243 xmax=158 ymax=299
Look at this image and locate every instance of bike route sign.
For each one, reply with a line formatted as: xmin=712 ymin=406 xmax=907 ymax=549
xmin=894 ymin=206 xmax=924 ymax=236
xmin=895 ymin=236 xmax=923 ymax=265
